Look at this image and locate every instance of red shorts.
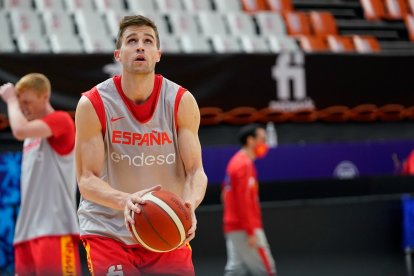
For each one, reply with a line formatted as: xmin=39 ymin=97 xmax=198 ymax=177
xmin=82 ymin=236 xmax=194 ymax=276
xmin=14 ymin=235 xmax=81 ymax=276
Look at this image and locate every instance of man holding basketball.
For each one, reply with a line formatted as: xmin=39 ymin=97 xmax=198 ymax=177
xmin=75 ymin=15 xmax=207 ymax=275
xmin=222 ymin=124 xmax=276 ymax=276
xmin=0 ymin=73 xmax=81 ymax=275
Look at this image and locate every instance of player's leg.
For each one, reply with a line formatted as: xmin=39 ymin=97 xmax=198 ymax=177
xmin=244 ymin=229 xmax=276 ymax=276
xmin=33 ymin=235 xmax=81 ymax=275
xmin=14 ymin=241 xmax=35 ymax=275
xmin=139 ymin=243 xmax=194 ymax=276
xmin=224 ymin=231 xmax=249 ymax=276
xmin=82 ymin=236 xmax=140 ymax=276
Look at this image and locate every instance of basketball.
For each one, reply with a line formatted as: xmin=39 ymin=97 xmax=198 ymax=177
xmin=129 ymin=190 xmax=192 ymax=252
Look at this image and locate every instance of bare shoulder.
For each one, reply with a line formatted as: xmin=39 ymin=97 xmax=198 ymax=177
xmin=177 ymin=91 xmax=200 ymax=130
xmin=75 ymin=96 xmax=101 ymax=132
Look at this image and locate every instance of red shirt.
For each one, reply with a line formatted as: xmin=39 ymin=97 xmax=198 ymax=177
xmin=41 ymin=111 xmax=75 ymax=155
xmin=403 ymin=150 xmax=414 ymax=175
xmin=222 ymin=150 xmax=263 ymax=236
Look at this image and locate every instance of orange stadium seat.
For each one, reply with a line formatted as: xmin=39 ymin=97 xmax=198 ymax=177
xmin=241 ymin=0 xmax=269 ymax=12
xmin=298 ymin=35 xmax=328 ymax=52
xmin=283 ymin=11 xmax=312 ymax=36
xmin=406 ymin=14 xmax=414 ymax=41
xmin=408 ymin=0 xmax=414 ymax=14
xmin=318 ymin=106 xmax=351 ymax=122
xmin=383 ymin=0 xmax=408 ymax=19
xmin=222 ymin=107 xmax=262 ymax=125
xmin=377 ymin=104 xmax=406 ymax=121
xmin=266 ymin=0 xmax=293 ymax=12
xmin=309 ymin=11 xmax=338 ymax=37
xmin=289 ymin=109 xmax=318 ymax=123
xmin=352 ymin=35 xmax=381 ymax=52
xmin=326 ymin=35 xmax=355 ymax=52
xmin=360 ymin=0 xmax=386 ymax=20
xmin=349 ymin=104 xmax=378 ymax=122
xmin=258 ymin=107 xmax=291 ymax=123
xmin=200 ymin=107 xmax=224 ymax=126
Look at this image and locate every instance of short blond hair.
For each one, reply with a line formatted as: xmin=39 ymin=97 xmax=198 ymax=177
xmin=15 ymin=73 xmax=51 ymax=97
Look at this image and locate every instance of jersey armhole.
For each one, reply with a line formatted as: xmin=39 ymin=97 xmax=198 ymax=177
xmin=82 ymin=88 xmax=106 ymax=137
xmin=174 ymin=87 xmax=187 ymax=131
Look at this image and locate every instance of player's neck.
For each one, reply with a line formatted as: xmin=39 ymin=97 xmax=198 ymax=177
xmin=241 ymin=148 xmax=255 ymax=161
xmin=121 ymin=72 xmax=155 ymax=104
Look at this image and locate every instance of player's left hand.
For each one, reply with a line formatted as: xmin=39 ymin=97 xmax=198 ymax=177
xmin=0 ymin=83 xmax=17 ymax=103
xmin=183 ymin=201 xmax=197 ymax=244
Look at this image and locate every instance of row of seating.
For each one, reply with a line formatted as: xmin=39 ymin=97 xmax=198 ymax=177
xmin=0 ymin=0 xmax=290 ymax=13
xmin=0 ymin=104 xmax=411 ymax=130
xmin=361 ymin=0 xmax=414 ymax=42
xmin=199 ymin=104 xmax=414 ymax=125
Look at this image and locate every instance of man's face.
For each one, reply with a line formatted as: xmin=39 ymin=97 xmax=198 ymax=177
xmin=114 ymin=25 xmax=161 ymax=75
xmin=17 ymin=89 xmax=47 ymax=120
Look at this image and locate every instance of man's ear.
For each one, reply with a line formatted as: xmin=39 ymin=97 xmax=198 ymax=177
xmin=156 ymin=49 xmax=161 ymax=63
xmin=114 ymin=49 xmax=120 ymax=62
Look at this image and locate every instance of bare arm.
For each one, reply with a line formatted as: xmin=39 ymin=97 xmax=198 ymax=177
xmin=0 ymin=83 xmax=52 ymax=140
xmin=177 ymin=91 xmax=208 ymax=241
xmin=75 ymin=96 xmax=129 ymax=210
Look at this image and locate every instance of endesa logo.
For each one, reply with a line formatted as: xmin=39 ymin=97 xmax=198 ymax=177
xmin=111 ymin=130 xmax=173 ymax=146
xmin=110 ymin=151 xmax=176 ymax=167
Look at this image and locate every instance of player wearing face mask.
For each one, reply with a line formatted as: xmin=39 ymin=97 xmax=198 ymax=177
xmin=221 ymin=124 xmax=276 ymax=276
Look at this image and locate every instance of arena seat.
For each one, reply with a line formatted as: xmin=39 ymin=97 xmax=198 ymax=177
xmin=16 ymin=34 xmax=50 ymax=53
xmin=63 ymin=0 xmax=95 ymax=12
xmin=289 ymin=109 xmax=318 ymax=122
xmin=352 ymin=35 xmax=381 ymax=52
xmin=255 ymin=12 xmax=287 ymax=36
xmin=360 ymin=0 xmax=386 ymax=20
xmin=309 ymin=11 xmax=338 ymax=37
xmin=210 ymin=35 xmax=243 ymax=53
xmin=225 ymin=12 xmax=258 ymax=36
xmin=239 ymin=35 xmax=271 ymax=53
xmin=182 ymin=0 xmax=214 ymax=11
xmin=34 ymin=0 xmax=65 ymax=10
xmin=258 ymin=107 xmax=291 ymax=123
xmin=349 ymin=104 xmax=378 ymax=122
xmin=212 ymin=0 xmax=243 ymax=12
xmin=377 ymin=104 xmax=406 ymax=121
xmin=405 ymin=14 xmax=414 ymax=41
xmin=317 ymin=105 xmax=351 ymax=122
xmin=49 ymin=33 xmax=83 ymax=53
xmin=200 ymin=107 xmax=224 ymax=125
xmin=168 ymin=13 xmax=200 ymax=36
xmin=94 ymin=0 xmax=126 ymax=12
xmin=283 ymin=11 xmax=312 ymax=36
xmin=160 ymin=35 xmax=182 ymax=53
xmin=3 ymin=0 xmax=33 ymax=10
xmin=179 ymin=35 xmax=212 ymax=53
xmin=222 ymin=107 xmax=262 ymax=125
xmin=80 ymin=34 xmax=115 ymax=53
xmin=125 ymin=0 xmax=157 ymax=13
xmin=155 ymin=0 xmax=184 ymax=12
xmin=105 ymin=10 xmax=134 ymax=39
xmin=241 ymin=0 xmax=269 ymax=13
xmin=326 ymin=35 xmax=355 ymax=52
xmin=384 ymin=0 xmax=408 ymax=20
xmin=198 ymin=12 xmax=229 ymax=36
xmin=9 ymin=10 xmax=43 ymax=37
xmin=42 ymin=10 xmax=76 ymax=36
xmin=298 ymin=35 xmax=329 ymax=52
xmin=266 ymin=0 xmax=293 ymax=12
xmin=266 ymin=35 xmax=300 ymax=51
xmin=74 ymin=10 xmax=108 ymax=38
xmin=139 ymin=12 xmax=170 ymax=36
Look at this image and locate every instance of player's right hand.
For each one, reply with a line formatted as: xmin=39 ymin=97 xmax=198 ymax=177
xmin=0 ymin=83 xmax=16 ymax=103
xmin=124 ymin=185 xmax=162 ymax=233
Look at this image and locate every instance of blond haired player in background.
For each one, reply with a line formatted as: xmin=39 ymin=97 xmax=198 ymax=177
xmin=0 ymin=73 xmax=81 ymax=275
xmin=75 ymin=15 xmax=207 ymax=275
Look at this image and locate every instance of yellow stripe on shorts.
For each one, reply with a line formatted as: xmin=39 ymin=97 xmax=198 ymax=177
xmin=60 ymin=235 xmax=77 ymax=276
xmin=83 ymin=239 xmax=95 ymax=276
